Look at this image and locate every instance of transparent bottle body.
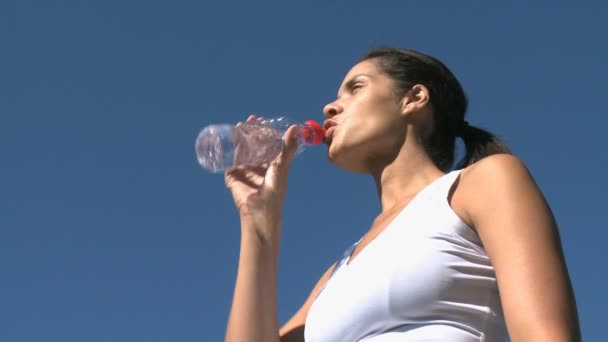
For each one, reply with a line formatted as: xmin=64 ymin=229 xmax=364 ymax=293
xmin=195 ymin=117 xmax=321 ymax=172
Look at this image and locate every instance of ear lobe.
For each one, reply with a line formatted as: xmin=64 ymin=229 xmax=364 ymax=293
xmin=400 ymin=84 xmax=430 ymax=117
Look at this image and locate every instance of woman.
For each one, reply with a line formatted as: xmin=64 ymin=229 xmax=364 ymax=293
xmin=223 ymin=48 xmax=581 ymax=341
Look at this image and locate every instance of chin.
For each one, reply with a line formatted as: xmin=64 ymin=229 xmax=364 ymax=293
xmin=327 ymin=144 xmax=371 ymax=174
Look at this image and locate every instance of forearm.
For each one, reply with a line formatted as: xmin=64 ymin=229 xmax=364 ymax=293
xmin=225 ymin=218 xmax=281 ymax=342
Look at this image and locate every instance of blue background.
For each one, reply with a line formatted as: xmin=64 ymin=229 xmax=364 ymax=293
xmin=2 ymin=1 xmax=606 ymax=341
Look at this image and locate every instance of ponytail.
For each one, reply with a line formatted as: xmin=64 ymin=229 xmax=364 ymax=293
xmin=455 ymin=124 xmax=511 ymax=170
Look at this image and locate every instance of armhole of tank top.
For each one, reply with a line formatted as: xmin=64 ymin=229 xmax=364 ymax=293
xmin=443 ymin=170 xmax=481 ymax=244
xmin=313 ymin=239 xmax=361 ymax=298
xmin=330 ymin=239 xmax=360 ymax=277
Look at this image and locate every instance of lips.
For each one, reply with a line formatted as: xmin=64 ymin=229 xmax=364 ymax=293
xmin=323 ymin=119 xmax=337 ymax=131
xmin=323 ymin=120 xmax=338 ymax=144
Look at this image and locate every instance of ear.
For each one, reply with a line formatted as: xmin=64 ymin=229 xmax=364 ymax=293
xmin=400 ymin=84 xmax=430 ymax=117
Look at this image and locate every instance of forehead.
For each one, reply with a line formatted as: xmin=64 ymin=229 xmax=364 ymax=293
xmin=336 ymin=60 xmax=388 ymax=98
xmin=342 ymin=60 xmax=380 ymax=82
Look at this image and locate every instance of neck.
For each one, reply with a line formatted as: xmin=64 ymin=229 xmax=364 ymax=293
xmin=371 ymin=138 xmax=445 ymax=215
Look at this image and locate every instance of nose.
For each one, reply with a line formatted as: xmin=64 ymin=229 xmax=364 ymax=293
xmin=323 ymin=100 xmax=343 ymax=118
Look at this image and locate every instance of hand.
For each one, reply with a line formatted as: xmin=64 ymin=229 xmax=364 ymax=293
xmin=225 ymin=115 xmax=299 ymax=239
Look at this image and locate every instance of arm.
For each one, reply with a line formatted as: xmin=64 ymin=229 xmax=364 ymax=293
xmin=462 ymin=154 xmax=581 ymax=341
xmin=225 ymin=216 xmax=282 ymax=342
xmin=227 ymin=217 xmax=336 ymax=342
xmin=223 ymin=116 xmax=335 ymax=342
xmin=224 ymin=117 xmax=299 ymax=342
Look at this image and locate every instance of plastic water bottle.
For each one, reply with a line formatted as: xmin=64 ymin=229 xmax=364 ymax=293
xmin=195 ymin=117 xmax=325 ymax=173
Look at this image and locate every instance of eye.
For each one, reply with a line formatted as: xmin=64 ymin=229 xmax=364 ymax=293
xmin=351 ymin=83 xmax=364 ymax=94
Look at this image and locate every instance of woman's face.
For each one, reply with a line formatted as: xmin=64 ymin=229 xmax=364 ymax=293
xmin=323 ymin=60 xmax=407 ymax=173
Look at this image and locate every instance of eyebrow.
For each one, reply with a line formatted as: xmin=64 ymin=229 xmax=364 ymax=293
xmin=337 ymin=74 xmax=369 ymax=99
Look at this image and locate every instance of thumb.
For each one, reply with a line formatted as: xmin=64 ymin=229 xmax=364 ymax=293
xmin=263 ymin=125 xmax=299 ymax=196
xmin=275 ymin=125 xmax=299 ymax=169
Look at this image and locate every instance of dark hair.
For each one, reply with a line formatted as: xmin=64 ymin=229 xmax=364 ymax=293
xmin=361 ymin=47 xmax=511 ymax=171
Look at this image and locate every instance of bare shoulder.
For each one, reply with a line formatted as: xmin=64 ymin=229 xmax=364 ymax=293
xmin=453 ymin=153 xmax=537 ymax=228
xmin=459 ymin=153 xmax=534 ymax=197
xmin=461 ymin=153 xmax=529 ymax=183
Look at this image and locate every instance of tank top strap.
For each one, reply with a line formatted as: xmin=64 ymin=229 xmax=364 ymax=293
xmin=429 ymin=169 xmax=483 ymax=245
xmin=431 ymin=169 xmax=465 ymax=201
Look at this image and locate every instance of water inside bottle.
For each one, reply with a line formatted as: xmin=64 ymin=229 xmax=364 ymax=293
xmin=232 ymin=123 xmax=283 ymax=166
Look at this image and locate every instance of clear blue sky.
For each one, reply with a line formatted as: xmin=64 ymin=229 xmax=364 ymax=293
xmin=2 ymin=1 xmax=606 ymax=341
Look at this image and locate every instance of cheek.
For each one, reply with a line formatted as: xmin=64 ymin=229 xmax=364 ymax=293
xmin=334 ymin=119 xmax=371 ymax=149
xmin=328 ymin=119 xmax=405 ymax=173
xmin=330 ymin=95 xmax=404 ymax=157
xmin=332 ymin=119 xmax=399 ymax=161
xmin=342 ymin=114 xmax=402 ymax=147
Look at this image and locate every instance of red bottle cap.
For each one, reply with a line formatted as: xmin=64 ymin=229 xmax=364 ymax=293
xmin=303 ymin=120 xmax=325 ymax=145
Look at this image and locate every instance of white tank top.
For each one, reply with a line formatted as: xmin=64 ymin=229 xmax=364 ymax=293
xmin=304 ymin=170 xmax=508 ymax=342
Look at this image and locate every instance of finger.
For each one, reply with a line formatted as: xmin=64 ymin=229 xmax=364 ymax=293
xmin=277 ymin=125 xmax=299 ymax=166
xmin=247 ymin=163 xmax=270 ymax=177
xmin=264 ymin=128 xmax=297 ymax=197
xmin=224 ymin=168 xmax=238 ymax=188
xmin=227 ymin=174 xmax=261 ymax=191
xmin=226 ymin=165 xmax=265 ymax=189
xmin=267 ymin=125 xmax=299 ymax=187
xmin=246 ymin=114 xmax=258 ymax=123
